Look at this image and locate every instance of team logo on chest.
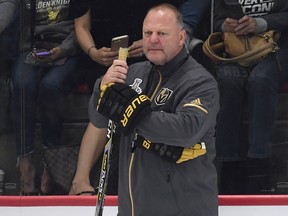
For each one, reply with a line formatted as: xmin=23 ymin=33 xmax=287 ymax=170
xmin=129 ymin=78 xmax=143 ymax=94
xmin=154 ymin=88 xmax=173 ymax=105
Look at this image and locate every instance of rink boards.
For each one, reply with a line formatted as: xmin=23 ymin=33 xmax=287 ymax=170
xmin=1 ymin=195 xmax=288 ymax=216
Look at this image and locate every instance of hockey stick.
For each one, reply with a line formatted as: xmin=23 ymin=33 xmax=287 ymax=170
xmin=94 ymin=48 xmax=128 ymax=216
xmin=95 ymin=119 xmax=115 ymax=216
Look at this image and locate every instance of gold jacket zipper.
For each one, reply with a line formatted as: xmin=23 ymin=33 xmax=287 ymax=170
xmin=128 ymin=70 xmax=162 ymax=216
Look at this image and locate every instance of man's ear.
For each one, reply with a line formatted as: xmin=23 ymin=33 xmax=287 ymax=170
xmin=179 ymin=29 xmax=186 ymax=46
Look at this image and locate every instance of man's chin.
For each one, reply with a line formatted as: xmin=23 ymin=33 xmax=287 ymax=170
xmin=146 ymin=53 xmax=165 ymax=65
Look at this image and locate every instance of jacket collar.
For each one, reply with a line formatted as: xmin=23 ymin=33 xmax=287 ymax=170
xmin=151 ymin=47 xmax=189 ymax=78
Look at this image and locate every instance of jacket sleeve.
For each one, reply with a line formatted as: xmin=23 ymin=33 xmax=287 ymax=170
xmin=40 ymin=21 xmax=80 ymax=58
xmin=58 ymin=29 xmax=79 ymax=57
xmin=180 ymin=0 xmax=211 ymax=36
xmin=34 ymin=19 xmax=80 ymax=57
xmin=136 ymin=76 xmax=219 ymax=148
xmin=0 ymin=0 xmax=19 ymax=34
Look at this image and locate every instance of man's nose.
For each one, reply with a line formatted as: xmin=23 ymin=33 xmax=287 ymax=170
xmin=150 ymin=33 xmax=159 ymax=43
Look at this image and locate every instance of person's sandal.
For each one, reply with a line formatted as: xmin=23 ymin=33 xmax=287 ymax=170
xmin=76 ymin=188 xmax=97 ymax=196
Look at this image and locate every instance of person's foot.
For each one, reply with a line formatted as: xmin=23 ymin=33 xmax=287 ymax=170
xmin=19 ymin=155 xmax=38 ymax=195
xmin=40 ymin=166 xmax=54 ymax=195
xmin=69 ymin=180 xmax=96 ymax=196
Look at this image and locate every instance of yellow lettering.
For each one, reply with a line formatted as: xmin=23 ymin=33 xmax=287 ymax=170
xmin=121 ymin=114 xmax=128 ymax=127
xmin=131 ymin=97 xmax=141 ymax=108
xmin=143 ymin=140 xmax=151 ymax=149
xmin=139 ymin=94 xmax=149 ymax=102
xmin=126 ymin=105 xmax=133 ymax=117
xmin=103 ymin=154 xmax=107 ymax=170
xmin=120 ymin=95 xmax=150 ymax=128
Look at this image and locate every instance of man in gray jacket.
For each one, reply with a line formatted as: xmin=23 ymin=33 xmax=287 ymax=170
xmin=0 ymin=0 xmax=19 ymax=135
xmin=87 ymin=3 xmax=219 ymax=215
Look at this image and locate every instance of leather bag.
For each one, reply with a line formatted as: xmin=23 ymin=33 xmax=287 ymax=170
xmin=44 ymin=144 xmax=79 ymax=194
xmin=202 ymin=30 xmax=280 ymax=66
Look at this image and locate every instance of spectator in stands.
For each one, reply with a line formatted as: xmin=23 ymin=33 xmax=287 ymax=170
xmin=69 ymin=0 xmax=191 ymax=93
xmin=214 ymin=0 xmax=288 ymax=194
xmin=0 ymin=0 xmax=19 ymax=35
xmin=69 ymin=0 xmax=213 ymax=196
xmin=0 ymin=0 xmax=19 ymax=135
xmin=12 ymin=0 xmax=80 ymax=195
xmin=180 ymin=0 xmax=215 ymax=73
xmin=0 ymin=0 xmax=19 ymax=75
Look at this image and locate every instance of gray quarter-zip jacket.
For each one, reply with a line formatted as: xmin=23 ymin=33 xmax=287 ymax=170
xmin=89 ymin=47 xmax=219 ymax=216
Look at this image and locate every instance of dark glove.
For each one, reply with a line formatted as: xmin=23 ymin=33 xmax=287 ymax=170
xmin=97 ymin=83 xmax=152 ymax=135
xmin=136 ymin=135 xmax=206 ymax=163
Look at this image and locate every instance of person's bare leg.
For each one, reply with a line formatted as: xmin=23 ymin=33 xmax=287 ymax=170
xmin=19 ymin=154 xmax=37 ymax=194
xmin=40 ymin=164 xmax=53 ymax=194
xmin=69 ymin=123 xmax=107 ymax=195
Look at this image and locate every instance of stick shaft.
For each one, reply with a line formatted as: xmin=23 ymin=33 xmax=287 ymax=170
xmin=95 ymin=48 xmax=127 ymax=216
xmin=95 ymin=120 xmax=115 ymax=216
